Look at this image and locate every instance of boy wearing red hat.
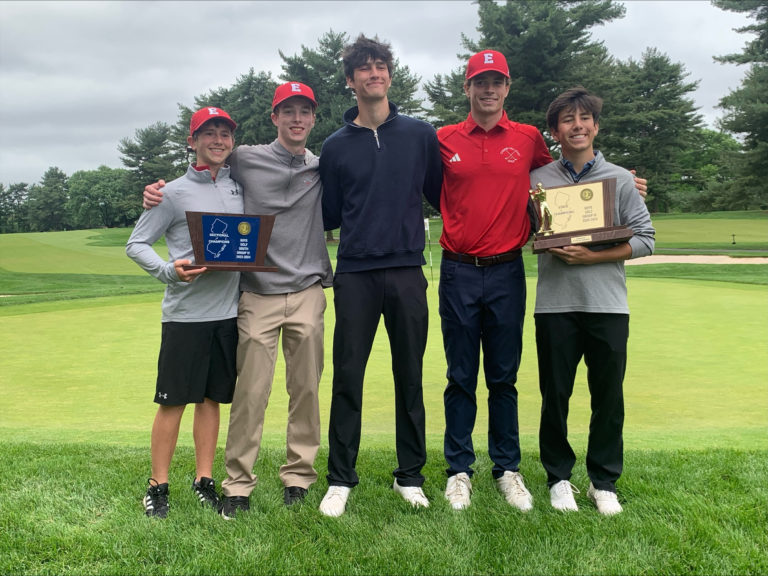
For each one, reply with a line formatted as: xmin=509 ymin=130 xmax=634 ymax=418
xmin=218 ymin=82 xmax=333 ymax=517
xmin=127 ymin=107 xmax=242 ymax=518
xmin=437 ymin=50 xmax=549 ymax=513
xmin=142 ymin=83 xmax=333 ymax=518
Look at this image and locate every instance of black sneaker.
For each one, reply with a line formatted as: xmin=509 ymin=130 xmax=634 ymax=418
xmin=192 ymin=477 xmax=221 ymax=510
xmin=220 ymin=495 xmax=250 ymax=520
xmin=283 ymin=486 xmax=308 ymax=506
xmin=144 ymin=478 xmax=169 ymax=518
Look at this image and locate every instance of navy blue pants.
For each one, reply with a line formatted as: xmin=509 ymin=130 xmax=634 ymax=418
xmin=327 ymin=267 xmax=428 ymax=488
xmin=535 ymin=312 xmax=628 ymax=492
xmin=439 ymin=256 xmax=526 ymax=479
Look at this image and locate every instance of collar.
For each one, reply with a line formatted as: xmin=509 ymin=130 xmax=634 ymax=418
xmin=343 ymin=101 xmax=399 ymax=128
xmin=192 ymin=163 xmax=216 ymax=181
xmin=463 ymin=111 xmax=512 ymax=135
xmin=270 ymin=139 xmax=308 ymax=165
xmin=189 ymin=163 xmax=230 ymax=182
xmin=560 ymin=151 xmax=598 ymax=182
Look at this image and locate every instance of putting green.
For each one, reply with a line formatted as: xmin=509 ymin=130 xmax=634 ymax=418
xmin=1 ymin=277 xmax=765 ymax=452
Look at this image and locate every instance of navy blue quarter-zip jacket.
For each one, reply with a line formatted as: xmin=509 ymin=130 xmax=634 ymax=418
xmin=320 ymin=103 xmax=442 ymax=274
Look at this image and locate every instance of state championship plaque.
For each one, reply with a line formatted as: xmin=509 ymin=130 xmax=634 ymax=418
xmin=528 ymin=178 xmax=633 ymax=254
xmin=183 ymin=211 xmax=278 ymax=272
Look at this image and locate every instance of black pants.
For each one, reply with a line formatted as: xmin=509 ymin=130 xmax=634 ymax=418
xmin=327 ymin=267 xmax=428 ymax=488
xmin=535 ymin=312 xmax=628 ymax=492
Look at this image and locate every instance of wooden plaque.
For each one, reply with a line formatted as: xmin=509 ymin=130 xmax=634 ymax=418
xmin=530 ymin=178 xmax=633 ymax=254
xmin=184 ymin=211 xmax=278 ymax=272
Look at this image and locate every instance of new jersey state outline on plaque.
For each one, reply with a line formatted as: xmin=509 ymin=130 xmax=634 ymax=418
xmin=550 ymin=184 xmax=605 ymax=232
xmin=206 ymin=218 xmax=232 ymax=259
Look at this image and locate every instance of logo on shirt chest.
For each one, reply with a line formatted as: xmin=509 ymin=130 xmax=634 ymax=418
xmin=228 ymin=183 xmax=242 ymax=196
xmin=500 ymin=147 xmax=521 ymax=163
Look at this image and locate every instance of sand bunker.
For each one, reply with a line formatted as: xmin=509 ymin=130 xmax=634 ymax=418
xmin=626 ymin=255 xmax=768 ymax=265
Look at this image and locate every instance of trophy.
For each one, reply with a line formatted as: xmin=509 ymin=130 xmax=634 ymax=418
xmin=183 ymin=211 xmax=278 ymax=271
xmin=528 ymin=178 xmax=633 ymax=254
xmin=530 ymin=182 xmax=554 ymax=236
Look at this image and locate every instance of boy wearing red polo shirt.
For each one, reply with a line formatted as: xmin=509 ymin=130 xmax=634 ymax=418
xmin=438 ymin=50 xmax=551 ymax=512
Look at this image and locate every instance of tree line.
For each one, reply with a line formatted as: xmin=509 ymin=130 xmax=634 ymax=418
xmin=1 ymin=0 xmax=764 ymax=234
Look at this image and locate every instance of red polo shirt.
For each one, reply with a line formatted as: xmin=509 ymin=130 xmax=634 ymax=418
xmin=438 ymin=112 xmax=552 ymax=256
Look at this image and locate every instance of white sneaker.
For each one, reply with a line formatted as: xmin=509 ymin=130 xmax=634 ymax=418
xmin=444 ymin=472 xmax=472 ymax=510
xmin=496 ymin=471 xmax=533 ymax=511
xmin=393 ymin=480 xmax=430 ymax=508
xmin=587 ymin=483 xmax=623 ymax=516
xmin=550 ymin=480 xmax=579 ymax=511
xmin=319 ymin=486 xmax=351 ymax=517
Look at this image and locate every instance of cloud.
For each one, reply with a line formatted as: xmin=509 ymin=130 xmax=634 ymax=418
xmin=0 ymin=0 xmax=753 ymax=186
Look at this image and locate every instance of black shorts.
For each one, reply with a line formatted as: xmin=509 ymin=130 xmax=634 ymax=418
xmin=154 ymin=318 xmax=238 ymax=406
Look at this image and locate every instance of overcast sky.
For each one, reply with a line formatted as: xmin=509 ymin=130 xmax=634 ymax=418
xmin=0 ymin=0 xmax=754 ymax=186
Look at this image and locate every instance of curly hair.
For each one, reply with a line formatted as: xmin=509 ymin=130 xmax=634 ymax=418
xmin=342 ymin=34 xmax=394 ymax=80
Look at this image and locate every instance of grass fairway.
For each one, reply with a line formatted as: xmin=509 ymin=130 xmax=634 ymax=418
xmin=1 ymin=278 xmax=766 ymax=450
xmin=650 ymin=210 xmax=768 ymax=253
xmin=1 ymin=214 xmax=767 ymax=575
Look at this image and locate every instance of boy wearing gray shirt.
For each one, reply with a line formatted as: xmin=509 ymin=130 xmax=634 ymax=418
xmin=142 ymin=83 xmax=333 ymax=517
xmin=220 ymin=83 xmax=333 ymax=516
xmin=127 ymin=107 xmax=242 ymax=518
xmin=529 ymin=87 xmax=655 ymax=516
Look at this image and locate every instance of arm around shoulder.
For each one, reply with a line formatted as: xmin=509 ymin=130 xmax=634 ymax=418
xmin=618 ymin=175 xmax=655 ymax=259
xmin=319 ymin=147 xmax=342 ymax=231
xmin=423 ymin=128 xmax=442 ymax=212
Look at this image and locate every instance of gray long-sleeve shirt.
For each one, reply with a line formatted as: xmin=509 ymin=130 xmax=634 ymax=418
xmin=126 ymin=165 xmax=243 ymax=322
xmin=529 ymin=152 xmax=655 ymax=315
xmin=229 ymin=140 xmax=333 ymax=295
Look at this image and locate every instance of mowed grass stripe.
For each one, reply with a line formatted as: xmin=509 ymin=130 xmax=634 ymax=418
xmin=1 ymin=277 xmax=765 ymax=451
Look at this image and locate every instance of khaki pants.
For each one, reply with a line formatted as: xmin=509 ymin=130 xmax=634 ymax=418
xmin=222 ymin=283 xmax=325 ymax=497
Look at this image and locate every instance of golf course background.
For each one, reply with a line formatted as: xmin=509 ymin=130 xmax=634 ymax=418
xmin=1 ymin=211 xmax=767 ymax=575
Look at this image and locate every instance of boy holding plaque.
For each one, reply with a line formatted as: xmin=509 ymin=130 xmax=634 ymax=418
xmin=529 ymin=87 xmax=655 ymax=515
xmin=127 ymin=106 xmax=242 ymax=518
xmin=141 ymin=83 xmax=333 ymax=518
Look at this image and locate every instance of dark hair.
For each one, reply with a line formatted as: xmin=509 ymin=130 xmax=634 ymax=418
xmin=192 ymin=118 xmax=234 ymax=139
xmin=342 ymin=34 xmax=394 ymax=80
xmin=274 ymin=99 xmax=316 ymax=115
xmin=545 ymin=86 xmax=603 ymax=130
xmin=466 ymin=74 xmax=511 ymax=87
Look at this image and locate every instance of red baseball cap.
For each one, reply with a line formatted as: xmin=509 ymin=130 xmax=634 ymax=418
xmin=189 ymin=107 xmax=237 ymax=137
xmin=272 ymin=82 xmax=318 ymax=111
xmin=465 ymin=50 xmax=510 ymax=80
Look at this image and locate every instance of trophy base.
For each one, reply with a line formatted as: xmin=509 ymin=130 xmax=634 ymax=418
xmin=532 ymin=226 xmax=634 ymax=254
xmin=182 ymin=264 xmax=279 ymax=272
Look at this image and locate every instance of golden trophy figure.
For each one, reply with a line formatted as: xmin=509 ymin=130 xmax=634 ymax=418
xmin=529 ymin=182 xmax=554 ymax=236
